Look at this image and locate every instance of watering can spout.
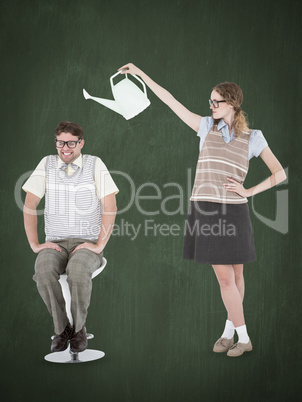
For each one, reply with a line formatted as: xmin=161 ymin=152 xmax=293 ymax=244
xmin=83 ymin=72 xmax=151 ymax=120
xmin=83 ymin=89 xmax=124 ymax=116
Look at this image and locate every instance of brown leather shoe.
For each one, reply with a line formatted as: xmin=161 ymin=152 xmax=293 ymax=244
xmin=213 ymin=337 xmax=234 ymax=353
xmin=51 ymin=324 xmax=74 ymax=352
xmin=70 ymin=326 xmax=87 ymax=353
xmin=227 ymin=340 xmax=253 ymax=357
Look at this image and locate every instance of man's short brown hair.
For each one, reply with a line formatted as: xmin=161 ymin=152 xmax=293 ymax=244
xmin=54 ymin=121 xmax=84 ymax=139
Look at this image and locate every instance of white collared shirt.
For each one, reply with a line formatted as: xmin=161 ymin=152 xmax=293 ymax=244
xmin=22 ymin=154 xmax=119 ymax=200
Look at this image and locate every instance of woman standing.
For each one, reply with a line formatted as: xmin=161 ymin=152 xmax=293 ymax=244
xmin=119 ymin=63 xmax=286 ymax=357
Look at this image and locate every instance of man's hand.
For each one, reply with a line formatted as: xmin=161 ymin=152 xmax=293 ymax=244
xmin=72 ymin=242 xmax=103 ymax=254
xmin=31 ymin=242 xmax=62 ymax=253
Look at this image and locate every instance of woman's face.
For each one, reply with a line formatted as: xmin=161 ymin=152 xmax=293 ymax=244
xmin=210 ymin=90 xmax=234 ymax=121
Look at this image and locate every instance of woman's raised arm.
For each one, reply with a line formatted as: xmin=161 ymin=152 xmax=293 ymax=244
xmin=118 ymin=63 xmax=201 ymax=132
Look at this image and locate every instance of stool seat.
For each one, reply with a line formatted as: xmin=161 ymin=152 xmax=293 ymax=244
xmin=44 ymin=257 xmax=107 ymax=363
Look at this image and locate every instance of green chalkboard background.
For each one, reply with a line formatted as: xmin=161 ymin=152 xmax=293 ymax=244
xmin=1 ymin=0 xmax=301 ymax=401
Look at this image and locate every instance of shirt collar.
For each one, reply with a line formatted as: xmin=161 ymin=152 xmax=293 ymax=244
xmin=217 ymin=119 xmax=234 ymax=137
xmin=57 ymin=154 xmax=83 ymax=168
xmin=217 ymin=119 xmax=227 ymax=131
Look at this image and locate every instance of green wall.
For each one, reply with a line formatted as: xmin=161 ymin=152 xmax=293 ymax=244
xmin=1 ymin=0 xmax=301 ymax=401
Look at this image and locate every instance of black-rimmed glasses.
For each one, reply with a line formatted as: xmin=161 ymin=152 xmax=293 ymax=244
xmin=55 ymin=139 xmax=82 ymax=148
xmin=209 ymin=99 xmax=227 ymax=108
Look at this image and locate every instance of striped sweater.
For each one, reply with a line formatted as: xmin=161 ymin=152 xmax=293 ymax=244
xmin=190 ymin=124 xmax=250 ymax=204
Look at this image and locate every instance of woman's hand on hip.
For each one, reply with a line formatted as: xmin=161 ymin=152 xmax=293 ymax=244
xmin=223 ymin=178 xmax=252 ymax=198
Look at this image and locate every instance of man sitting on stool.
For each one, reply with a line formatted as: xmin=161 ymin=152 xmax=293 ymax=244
xmin=23 ymin=121 xmax=118 ymax=353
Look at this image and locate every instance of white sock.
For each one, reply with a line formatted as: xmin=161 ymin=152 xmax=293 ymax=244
xmin=235 ymin=324 xmax=250 ymax=343
xmin=221 ymin=319 xmax=235 ymax=339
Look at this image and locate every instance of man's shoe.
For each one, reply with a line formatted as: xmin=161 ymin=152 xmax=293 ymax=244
xmin=213 ymin=337 xmax=234 ymax=353
xmin=51 ymin=324 xmax=74 ymax=352
xmin=70 ymin=326 xmax=88 ymax=353
xmin=227 ymin=340 xmax=253 ymax=357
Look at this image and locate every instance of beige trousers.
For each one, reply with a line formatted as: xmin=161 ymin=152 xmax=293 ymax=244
xmin=33 ymin=238 xmax=103 ymax=334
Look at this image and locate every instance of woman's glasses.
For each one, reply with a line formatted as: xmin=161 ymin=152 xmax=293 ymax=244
xmin=209 ymin=99 xmax=226 ymax=108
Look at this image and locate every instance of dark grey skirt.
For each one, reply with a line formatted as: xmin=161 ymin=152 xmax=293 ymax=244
xmin=183 ymin=201 xmax=256 ymax=265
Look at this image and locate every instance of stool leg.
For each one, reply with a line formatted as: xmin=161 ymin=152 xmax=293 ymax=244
xmin=70 ymin=351 xmax=80 ymax=363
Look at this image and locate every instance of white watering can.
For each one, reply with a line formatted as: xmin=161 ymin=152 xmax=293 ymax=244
xmin=83 ymin=71 xmax=151 ymax=120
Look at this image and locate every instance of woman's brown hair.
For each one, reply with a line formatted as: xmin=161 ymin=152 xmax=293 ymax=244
xmin=213 ymin=82 xmax=249 ymax=137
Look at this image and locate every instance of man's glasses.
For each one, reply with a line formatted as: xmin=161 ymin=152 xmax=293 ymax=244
xmin=209 ymin=99 xmax=227 ymax=108
xmin=55 ymin=139 xmax=82 ymax=148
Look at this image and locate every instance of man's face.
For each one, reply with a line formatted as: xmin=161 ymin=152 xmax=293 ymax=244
xmin=56 ymin=132 xmax=84 ymax=164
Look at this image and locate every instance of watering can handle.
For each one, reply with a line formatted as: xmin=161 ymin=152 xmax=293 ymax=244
xmin=110 ymin=71 xmax=148 ymax=95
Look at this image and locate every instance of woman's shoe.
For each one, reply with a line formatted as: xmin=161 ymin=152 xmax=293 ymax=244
xmin=227 ymin=340 xmax=253 ymax=357
xmin=213 ymin=337 xmax=234 ymax=353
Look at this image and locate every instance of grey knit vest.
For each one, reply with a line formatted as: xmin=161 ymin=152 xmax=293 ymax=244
xmin=45 ymin=155 xmax=101 ymax=241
